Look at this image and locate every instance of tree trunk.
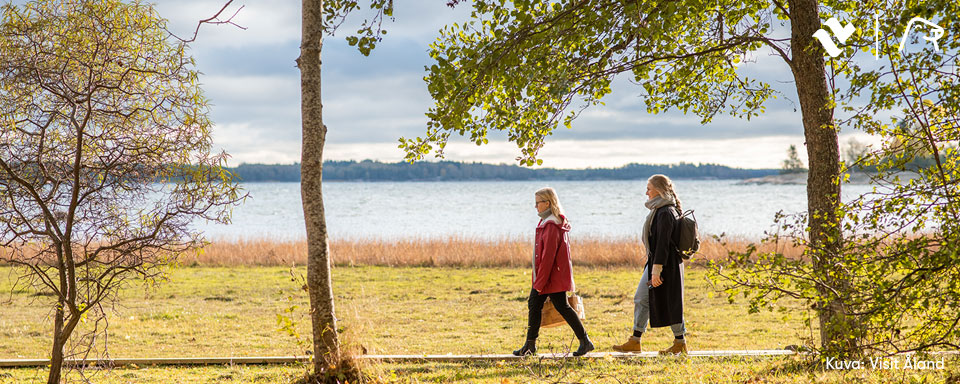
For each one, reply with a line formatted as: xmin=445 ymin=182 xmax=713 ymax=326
xmin=300 ymin=0 xmax=340 ymax=373
xmin=47 ymin=247 xmax=70 ymax=384
xmin=47 ymin=310 xmax=82 ymax=384
xmin=788 ymin=0 xmax=854 ymax=355
xmin=46 ymin=299 xmax=65 ymax=384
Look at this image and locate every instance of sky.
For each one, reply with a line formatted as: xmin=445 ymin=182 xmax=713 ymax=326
xmin=94 ymin=2 xmax=897 ymax=168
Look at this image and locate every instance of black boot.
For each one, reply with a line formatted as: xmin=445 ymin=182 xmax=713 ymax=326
xmin=512 ymin=339 xmax=536 ymax=356
xmin=573 ymin=336 xmax=595 ymax=357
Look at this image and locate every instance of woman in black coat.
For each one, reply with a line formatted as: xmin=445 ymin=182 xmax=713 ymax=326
xmin=612 ymin=174 xmax=687 ymax=355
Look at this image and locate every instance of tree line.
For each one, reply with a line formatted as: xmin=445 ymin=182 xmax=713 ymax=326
xmin=227 ymin=160 xmax=778 ymax=182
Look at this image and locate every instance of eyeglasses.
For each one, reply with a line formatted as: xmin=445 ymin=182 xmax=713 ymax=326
xmin=536 ymin=200 xmax=548 ymax=204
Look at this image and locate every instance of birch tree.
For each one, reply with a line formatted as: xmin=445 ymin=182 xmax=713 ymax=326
xmin=298 ymin=0 xmax=392 ymax=377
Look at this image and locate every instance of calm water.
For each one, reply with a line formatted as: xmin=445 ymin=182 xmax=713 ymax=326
xmin=194 ymin=180 xmax=874 ymax=241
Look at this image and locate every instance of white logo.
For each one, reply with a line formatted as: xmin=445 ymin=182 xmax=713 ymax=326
xmin=813 ymin=17 xmax=857 ymax=57
xmin=899 ymin=17 xmax=945 ymax=52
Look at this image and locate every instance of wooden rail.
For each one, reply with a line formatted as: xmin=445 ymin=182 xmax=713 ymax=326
xmin=3 ymin=350 xmax=954 ymax=368
xmin=0 ymin=356 xmax=310 ymax=368
xmin=0 ymin=350 xmax=799 ymax=368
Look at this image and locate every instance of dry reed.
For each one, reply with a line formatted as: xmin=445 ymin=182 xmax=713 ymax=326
xmin=179 ymin=235 xmax=804 ymax=268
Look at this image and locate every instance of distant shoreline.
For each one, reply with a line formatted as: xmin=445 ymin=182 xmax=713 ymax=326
xmin=738 ymin=171 xmax=918 ymax=185
xmin=228 ymin=160 xmax=779 ymax=182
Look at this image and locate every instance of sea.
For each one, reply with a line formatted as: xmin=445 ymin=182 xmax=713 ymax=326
xmin=192 ymin=180 xmax=876 ymax=241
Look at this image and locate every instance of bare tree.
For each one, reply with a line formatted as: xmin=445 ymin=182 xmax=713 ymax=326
xmin=0 ymin=1 xmax=243 ymax=382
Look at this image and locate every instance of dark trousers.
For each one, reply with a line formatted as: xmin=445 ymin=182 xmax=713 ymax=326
xmin=525 ymin=288 xmax=587 ymax=341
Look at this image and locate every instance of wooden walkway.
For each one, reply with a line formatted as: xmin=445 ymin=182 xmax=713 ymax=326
xmin=362 ymin=349 xmax=796 ymax=362
xmin=4 ymin=350 xmax=956 ymax=367
xmin=0 ymin=350 xmax=796 ymax=368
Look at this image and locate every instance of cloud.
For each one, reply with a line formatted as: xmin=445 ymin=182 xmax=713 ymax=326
xmin=419 ymin=136 xmax=814 ymax=169
xmin=203 ymin=74 xmax=299 ymax=106
xmin=200 ymin=74 xmax=301 ymax=144
xmin=154 ymin=0 xmax=300 ymax=48
xmin=3 ymin=0 xmax=884 ymax=168
xmin=276 ymin=134 xmax=847 ymax=169
xmin=213 ymin=122 xmax=301 ymax=164
xmin=336 ymin=2 xmax=473 ymax=42
xmin=191 ymin=42 xmax=301 ymax=76
xmin=323 ymin=73 xmax=432 ymax=142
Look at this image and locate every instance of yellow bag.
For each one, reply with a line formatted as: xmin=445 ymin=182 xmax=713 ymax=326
xmin=541 ymin=294 xmax=586 ymax=328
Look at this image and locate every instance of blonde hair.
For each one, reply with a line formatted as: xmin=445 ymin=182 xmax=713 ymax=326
xmin=647 ymin=174 xmax=683 ymax=212
xmin=535 ymin=187 xmax=567 ymax=224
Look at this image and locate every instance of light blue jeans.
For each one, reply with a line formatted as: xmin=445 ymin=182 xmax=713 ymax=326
xmin=634 ymin=264 xmax=686 ymax=337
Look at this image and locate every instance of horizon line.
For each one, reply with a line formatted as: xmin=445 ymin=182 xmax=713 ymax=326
xmin=229 ymin=159 xmax=781 ymax=171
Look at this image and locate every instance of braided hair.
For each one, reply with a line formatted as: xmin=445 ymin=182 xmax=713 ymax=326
xmin=647 ymin=174 xmax=682 ymax=213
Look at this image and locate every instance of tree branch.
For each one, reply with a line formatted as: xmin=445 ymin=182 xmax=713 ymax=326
xmin=167 ymin=0 xmax=247 ymax=43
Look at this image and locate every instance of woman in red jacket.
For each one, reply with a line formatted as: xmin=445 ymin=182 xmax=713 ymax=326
xmin=512 ymin=187 xmax=593 ymax=357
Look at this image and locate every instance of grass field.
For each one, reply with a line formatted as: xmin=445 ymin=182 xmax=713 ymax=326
xmin=1 ymin=264 xmax=957 ymax=383
xmin=0 ymin=266 xmax=811 ymax=358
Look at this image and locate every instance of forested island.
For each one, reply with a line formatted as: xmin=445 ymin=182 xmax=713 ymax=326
xmin=227 ymin=160 xmax=778 ymax=182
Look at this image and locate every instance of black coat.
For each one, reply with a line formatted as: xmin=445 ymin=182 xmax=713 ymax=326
xmin=646 ymin=204 xmax=684 ymax=328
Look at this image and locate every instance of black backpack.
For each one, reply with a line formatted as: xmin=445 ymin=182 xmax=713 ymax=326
xmin=674 ymin=209 xmax=700 ymax=259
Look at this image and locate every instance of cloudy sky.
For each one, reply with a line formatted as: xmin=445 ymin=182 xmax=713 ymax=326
xmin=148 ymin=0 xmax=884 ymax=169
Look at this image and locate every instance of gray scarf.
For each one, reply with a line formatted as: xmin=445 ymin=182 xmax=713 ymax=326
xmin=641 ymin=195 xmax=675 ymax=260
xmin=538 ymin=209 xmax=552 ymax=219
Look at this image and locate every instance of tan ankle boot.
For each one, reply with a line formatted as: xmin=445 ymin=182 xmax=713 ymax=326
xmin=658 ymin=340 xmax=687 ymax=355
xmin=612 ymin=336 xmax=643 ymax=353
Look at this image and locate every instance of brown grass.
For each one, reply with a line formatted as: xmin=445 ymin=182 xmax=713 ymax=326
xmin=179 ymin=235 xmax=804 ymax=268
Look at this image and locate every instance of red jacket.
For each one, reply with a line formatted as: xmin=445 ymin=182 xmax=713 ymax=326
xmin=533 ymin=215 xmax=574 ymax=294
